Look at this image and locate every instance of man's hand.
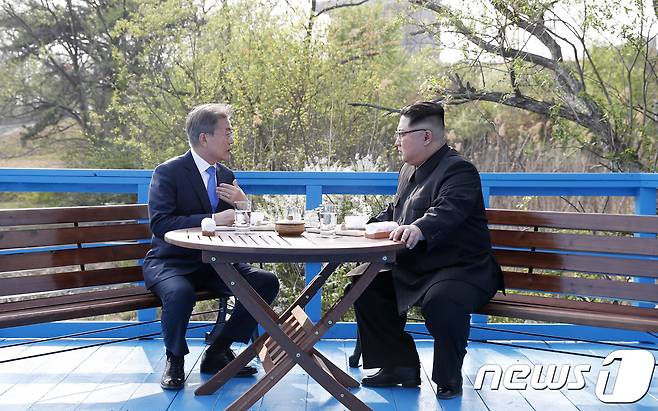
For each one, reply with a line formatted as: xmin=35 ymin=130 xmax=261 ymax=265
xmin=213 ymin=209 xmax=235 ymax=226
xmin=216 ymin=179 xmax=248 ymax=206
xmin=389 ymin=224 xmax=423 ymax=249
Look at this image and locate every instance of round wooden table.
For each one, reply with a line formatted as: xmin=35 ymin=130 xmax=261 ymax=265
xmin=165 ymin=228 xmax=404 ymax=411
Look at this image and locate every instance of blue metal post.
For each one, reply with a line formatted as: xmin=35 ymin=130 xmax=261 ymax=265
xmin=305 ymin=185 xmax=323 ymax=322
xmin=137 ymin=183 xmax=156 ymax=322
xmin=634 ymin=187 xmax=657 ymax=308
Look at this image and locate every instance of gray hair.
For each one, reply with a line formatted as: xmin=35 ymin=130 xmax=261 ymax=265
xmin=185 ymin=103 xmax=231 ymax=147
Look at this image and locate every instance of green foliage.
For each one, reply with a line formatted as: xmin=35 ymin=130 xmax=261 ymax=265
xmin=101 ymin=0 xmax=431 ymax=171
xmin=0 ymin=0 xmax=139 ymax=146
xmin=0 ymin=0 xmax=433 ymax=171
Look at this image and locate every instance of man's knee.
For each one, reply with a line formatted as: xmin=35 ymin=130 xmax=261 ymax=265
xmin=421 ymin=292 xmax=469 ymax=333
xmin=252 ymin=269 xmax=280 ymax=302
xmin=159 ymin=280 xmax=196 ymax=312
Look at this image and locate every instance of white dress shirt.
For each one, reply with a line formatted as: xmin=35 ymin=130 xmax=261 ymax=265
xmin=190 ymin=147 xmax=216 ymax=190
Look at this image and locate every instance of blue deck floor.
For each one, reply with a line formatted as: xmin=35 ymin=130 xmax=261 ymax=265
xmin=0 ymin=338 xmax=656 ymax=410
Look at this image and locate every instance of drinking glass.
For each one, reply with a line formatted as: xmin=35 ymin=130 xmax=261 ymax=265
xmin=286 ymin=206 xmax=301 ymax=222
xmin=234 ymin=200 xmax=251 ymax=232
xmin=304 ymin=209 xmax=319 ymax=228
xmin=320 ymin=204 xmax=337 ymax=238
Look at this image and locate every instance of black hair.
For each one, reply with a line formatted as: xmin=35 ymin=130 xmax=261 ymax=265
xmin=399 ymin=101 xmax=445 ymax=129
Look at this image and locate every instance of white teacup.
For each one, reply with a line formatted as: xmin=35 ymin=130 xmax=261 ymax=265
xmin=250 ymin=211 xmax=265 ymax=226
xmin=344 ymin=215 xmax=368 ymax=230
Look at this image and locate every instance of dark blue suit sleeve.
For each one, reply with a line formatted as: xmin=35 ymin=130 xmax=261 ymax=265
xmin=148 ymin=163 xmax=210 ymax=239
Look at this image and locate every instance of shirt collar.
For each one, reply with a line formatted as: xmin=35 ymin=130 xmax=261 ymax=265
xmin=190 ymin=147 xmax=215 ymax=176
xmin=414 ymin=144 xmax=450 ymax=183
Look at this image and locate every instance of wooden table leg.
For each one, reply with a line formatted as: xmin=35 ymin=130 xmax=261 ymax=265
xmin=310 ymin=347 xmax=359 ymax=388
xmin=204 ymin=258 xmax=389 ymax=411
xmin=206 ymin=263 xmax=356 ymax=409
xmin=195 ymin=262 xmax=339 ymax=395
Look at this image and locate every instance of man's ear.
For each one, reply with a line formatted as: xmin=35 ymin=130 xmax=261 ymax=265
xmin=424 ymin=130 xmax=433 ymax=146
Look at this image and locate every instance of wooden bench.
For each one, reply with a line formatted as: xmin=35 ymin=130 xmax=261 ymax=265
xmin=348 ymin=208 xmax=658 ymax=366
xmin=0 ymin=204 xmax=220 ymax=330
xmin=480 ymin=209 xmax=658 ymax=332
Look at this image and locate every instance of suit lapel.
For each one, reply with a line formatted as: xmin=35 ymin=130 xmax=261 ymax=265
xmin=214 ymin=164 xmax=234 ymax=212
xmin=182 ymin=151 xmax=212 ymax=213
xmin=216 ymin=165 xmax=232 ymax=186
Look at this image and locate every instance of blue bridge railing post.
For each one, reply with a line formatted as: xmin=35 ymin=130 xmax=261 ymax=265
xmin=634 ymin=186 xmax=657 ymax=309
xmin=305 ymin=184 xmax=323 ymax=322
xmin=137 ymin=182 xmax=156 ymax=322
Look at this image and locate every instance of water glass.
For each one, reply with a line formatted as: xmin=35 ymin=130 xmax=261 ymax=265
xmin=286 ymin=206 xmax=301 ymax=222
xmin=304 ymin=209 xmax=319 ymax=228
xmin=234 ymin=200 xmax=251 ymax=232
xmin=320 ymin=204 xmax=337 ymax=238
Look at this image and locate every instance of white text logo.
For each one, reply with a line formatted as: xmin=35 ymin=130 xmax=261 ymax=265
xmin=474 ymin=349 xmax=655 ymax=404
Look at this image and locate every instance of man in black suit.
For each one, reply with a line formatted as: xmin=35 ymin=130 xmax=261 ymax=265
xmin=143 ymin=103 xmax=279 ymax=390
xmin=354 ymin=101 xmax=503 ymax=399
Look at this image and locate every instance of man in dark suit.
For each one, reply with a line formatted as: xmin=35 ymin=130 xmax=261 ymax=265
xmin=354 ymin=101 xmax=503 ymax=399
xmin=143 ymin=103 xmax=279 ymax=390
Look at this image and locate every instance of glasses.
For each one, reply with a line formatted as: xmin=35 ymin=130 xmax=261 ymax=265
xmin=205 ymin=129 xmax=233 ymax=138
xmin=394 ymin=128 xmax=428 ymax=139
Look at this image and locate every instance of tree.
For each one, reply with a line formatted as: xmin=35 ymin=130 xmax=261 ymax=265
xmin=405 ymin=0 xmax=657 ymax=171
xmin=106 ymin=0 xmax=426 ymax=170
xmin=0 ymin=1 xmax=139 ymax=151
xmin=0 ymin=0 xmax=434 ymax=170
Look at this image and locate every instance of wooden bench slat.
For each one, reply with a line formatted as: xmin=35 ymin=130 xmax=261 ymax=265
xmin=0 ymin=266 xmax=144 ymax=297
xmin=490 ymin=229 xmax=658 ymax=257
xmin=0 ymin=289 xmax=215 ymax=329
xmin=493 ymin=249 xmax=658 ymax=278
xmin=0 ymin=204 xmax=148 ymax=226
xmin=480 ymin=293 xmax=658 ymax=332
xmin=487 ymin=293 xmax=658 ymax=317
xmin=487 ymin=208 xmax=658 ymax=233
xmin=0 ymin=243 xmax=151 ymax=272
xmin=0 ymin=223 xmax=151 ymax=249
xmin=502 ymin=270 xmax=658 ymax=303
xmin=0 ymin=286 xmax=152 ymax=313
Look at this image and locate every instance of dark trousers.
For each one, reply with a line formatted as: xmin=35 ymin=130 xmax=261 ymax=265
xmin=354 ymin=271 xmax=489 ymax=385
xmin=150 ymin=263 xmax=279 ymax=357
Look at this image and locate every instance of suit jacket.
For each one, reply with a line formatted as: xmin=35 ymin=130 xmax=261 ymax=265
xmin=142 ymin=150 xmax=235 ymax=289
xmin=372 ymin=144 xmax=504 ymax=314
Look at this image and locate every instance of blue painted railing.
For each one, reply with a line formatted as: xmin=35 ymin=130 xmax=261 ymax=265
xmin=0 ymin=169 xmax=656 ymax=342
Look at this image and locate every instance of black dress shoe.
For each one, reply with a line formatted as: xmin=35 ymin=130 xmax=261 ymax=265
xmin=436 ymin=383 xmax=463 ymax=399
xmin=361 ymin=366 xmax=421 ymax=387
xmin=160 ymin=354 xmax=185 ymax=390
xmin=200 ymin=347 xmax=257 ymax=376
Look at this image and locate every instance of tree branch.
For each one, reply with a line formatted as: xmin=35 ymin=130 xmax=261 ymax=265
xmin=316 ymin=0 xmax=370 ymax=17
xmin=491 ymin=0 xmax=563 ymax=62
xmin=338 ymin=51 xmax=380 ymax=65
xmin=407 ymin=3 xmax=544 ymax=66
xmin=348 ymin=102 xmax=400 ymax=114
